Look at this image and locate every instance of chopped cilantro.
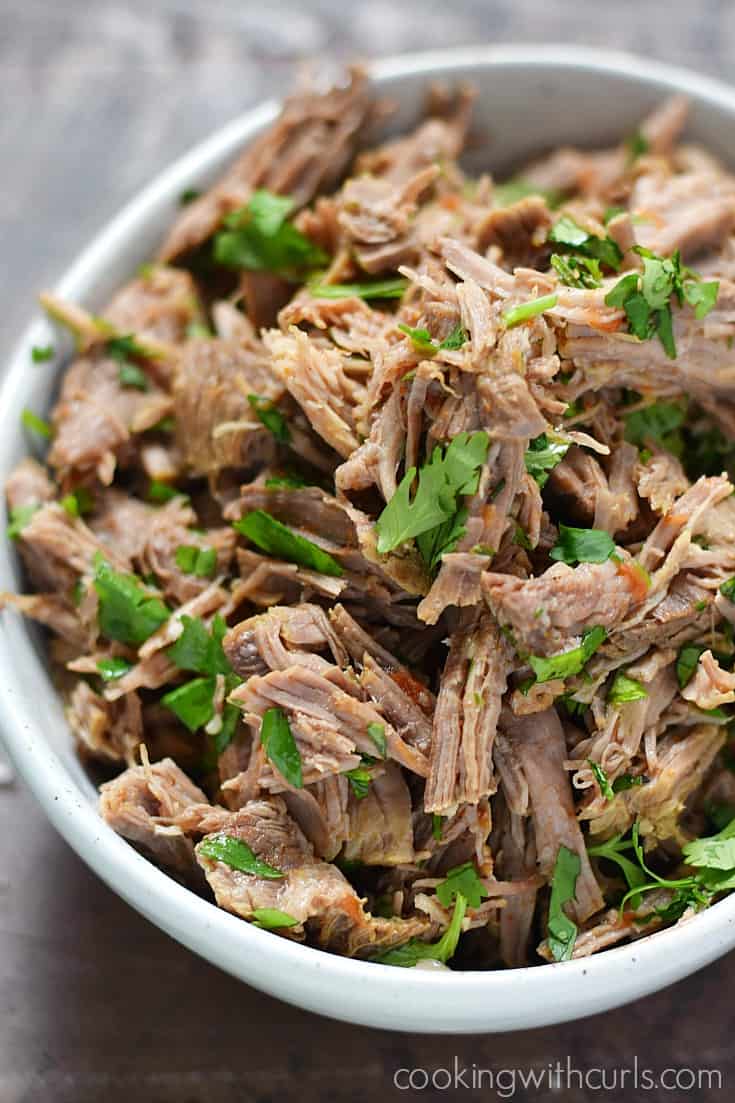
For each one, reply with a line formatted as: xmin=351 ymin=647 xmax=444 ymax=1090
xmin=174 ymin=544 xmax=217 ymax=578
xmin=96 ymin=657 xmax=133 ymax=682
xmin=548 ymin=214 xmax=623 ymax=271
xmin=624 ymin=398 xmax=686 ymax=455
xmin=61 ymin=487 xmax=94 ymax=518
xmin=6 ymin=503 xmax=40 ymax=540
xmin=547 ymin=845 xmax=581 ymax=961
xmin=31 ymin=344 xmax=54 ymax=363
xmin=148 ymin=480 xmax=186 ymax=504
xmin=261 ymin=706 xmax=303 ymax=789
xmin=721 ymin=577 xmax=735 ymax=603
xmin=179 ymin=187 xmax=202 ymax=206
xmin=550 ymin=253 xmax=602 ymax=289
xmin=251 ymin=908 xmax=299 ymax=930
xmin=588 ymin=760 xmax=614 ymax=801
xmin=432 ymin=813 xmax=443 ymax=842
xmin=626 ymin=130 xmax=649 ymax=161
xmin=345 ymin=766 xmax=372 ymax=799
xmin=529 ymin=626 xmax=607 ymax=685
xmin=21 ymin=408 xmax=52 ymax=440
xmin=608 ymin=672 xmax=648 ymax=705
xmin=367 ymin=721 xmax=387 ymax=757
xmin=676 ymin=642 xmax=706 ymax=689
xmin=247 ymin=394 xmax=290 ymax=444
xmin=550 ymin=524 xmax=617 ymax=565
xmin=373 ymin=894 xmax=466 ymax=968
xmin=375 ymin=431 xmax=489 ymax=569
xmin=213 ymin=190 xmax=327 ymax=280
xmin=397 ymin=322 xmax=467 ymax=355
xmin=436 ymin=862 xmax=489 ymax=910
xmin=612 ymin=774 xmax=644 ymax=793
xmin=493 ymin=178 xmax=562 ymax=208
xmin=524 ymin=433 xmax=569 ymax=488
xmin=234 ymin=510 xmax=343 ymax=577
xmin=118 ymin=363 xmax=149 ymax=390
xmin=198 ymin=833 xmax=284 ymax=879
xmin=93 ymin=553 xmax=171 ymax=646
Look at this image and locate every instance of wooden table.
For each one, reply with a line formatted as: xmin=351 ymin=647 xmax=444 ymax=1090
xmin=2 ymin=2 xmax=734 ymax=1099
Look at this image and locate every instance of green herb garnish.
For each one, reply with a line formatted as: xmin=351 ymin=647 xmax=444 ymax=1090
xmin=234 ymin=510 xmax=343 ymax=577
xmin=247 ymin=394 xmax=290 ymax=444
xmin=524 ymin=433 xmax=569 ymax=489
xmin=174 ymin=544 xmax=218 ymax=578
xmin=308 ymin=277 xmax=409 ymax=300
xmin=96 ymin=657 xmax=133 ymax=682
xmin=6 ymin=503 xmax=40 ymax=540
xmin=548 ymin=214 xmax=623 ymax=271
xmin=608 ymin=672 xmax=648 ymax=705
xmin=31 ymin=345 xmax=54 ymax=363
xmin=251 ymin=908 xmax=299 ymax=930
xmin=436 ymin=862 xmax=489 ymax=910
xmin=676 ymin=643 xmax=706 ymax=689
xmin=213 ymin=190 xmax=327 ymax=280
xmin=373 ymin=894 xmax=467 ymax=968
xmin=503 ymin=293 xmax=558 ymax=329
xmin=550 ymin=524 xmax=617 ymax=565
xmin=260 ymin=706 xmax=303 ymax=789
xmin=21 ymin=408 xmax=52 ymax=440
xmin=547 ymin=845 xmax=581 ymax=961
xmin=367 ymin=721 xmax=387 ymax=757
xmin=93 ymin=553 xmax=171 ymax=646
xmin=198 ymin=833 xmax=284 ymax=879
xmin=528 ymin=626 xmax=607 ymax=685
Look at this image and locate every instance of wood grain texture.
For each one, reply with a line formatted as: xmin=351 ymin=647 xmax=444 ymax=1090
xmin=2 ymin=1 xmax=735 ymax=1100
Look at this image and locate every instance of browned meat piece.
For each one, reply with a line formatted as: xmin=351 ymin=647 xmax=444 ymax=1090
xmin=48 ymin=352 xmax=172 ymax=486
xmin=502 ymin=709 xmax=604 ymax=922
xmin=343 ymin=763 xmax=415 ymax=866
xmin=11 ymin=502 xmax=127 ymax=594
xmin=104 ymin=266 xmax=203 ymax=353
xmin=196 ymin=797 xmax=433 ymax=955
xmin=159 ymin=68 xmax=373 ymax=261
xmin=492 ymin=795 xmax=539 ymax=968
xmin=475 ymin=196 xmax=553 ymax=269
xmin=264 ymin=327 xmax=365 ymax=458
xmin=425 ymin=616 xmax=512 ymax=813
xmin=633 ymin=170 xmax=735 ymax=259
xmin=223 ymin=603 xmax=349 ymax=681
xmin=5 ymin=458 xmax=55 ymax=512
xmin=635 ymin=449 xmax=690 ymax=515
xmin=483 ymin=554 xmax=644 ymax=658
xmin=682 ymin=650 xmax=735 ymax=711
xmin=173 ymin=338 xmax=279 ymax=479
xmin=99 ymin=757 xmax=210 ymax=875
xmin=68 ymin=681 xmax=143 ymax=765
xmin=283 ymin=775 xmax=350 ymax=861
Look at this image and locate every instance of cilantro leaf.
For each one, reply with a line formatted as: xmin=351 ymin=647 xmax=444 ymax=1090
xmin=676 ymin=642 xmax=706 ymax=689
xmin=528 ymin=626 xmax=607 ymax=685
xmin=549 ymin=524 xmax=617 ymax=565
xmin=174 ymin=544 xmax=217 ymax=578
xmin=550 ymin=253 xmax=602 ymax=289
xmin=179 ymin=187 xmax=202 ymax=206
xmin=721 ymin=577 xmax=735 ymax=603
xmin=367 ymin=722 xmax=386 ymax=757
xmin=612 ymin=774 xmax=644 ymax=793
xmin=167 ymin=614 xmax=231 ymax=677
xmin=93 ymin=553 xmax=171 ymax=646
xmin=96 ymin=657 xmax=133 ymax=682
xmin=683 ymin=817 xmax=735 ymax=871
xmin=261 ymin=706 xmax=303 ymax=789
xmin=439 ymin=324 xmax=468 ymax=350
xmin=148 ymin=480 xmax=185 ymax=504
xmin=435 ymin=862 xmax=489 ymax=910
xmin=493 ymin=178 xmax=562 ymax=207
xmin=106 ymin=334 xmax=151 ymax=364
xmin=234 ymin=510 xmax=343 ymax=577
xmin=21 ymin=408 xmax=52 ymax=440
xmin=373 ymin=894 xmax=467 ymax=968
xmin=31 ymin=344 xmax=55 ymax=363
xmin=588 ymin=760 xmax=614 ymax=801
xmin=608 ymin=672 xmax=648 ymax=705
xmin=547 ymin=845 xmax=581 ymax=961
xmin=118 ymin=363 xmax=149 ymax=390
xmin=548 ymin=214 xmax=623 ymax=271
xmin=683 ymin=279 xmax=720 ymax=319
xmin=198 ymin=833 xmax=284 ymax=879
xmin=626 ymin=130 xmax=649 ymax=160
xmin=61 ymin=487 xmax=94 ymax=517
xmin=503 ymin=292 xmax=558 ymax=329
xmin=524 ymin=433 xmax=569 ymax=488
xmin=213 ymin=190 xmax=327 ymax=279
xmin=6 ymin=503 xmax=40 ymax=540
xmin=251 ymin=908 xmax=299 ymax=930
xmin=345 ymin=766 xmax=372 ymax=799
xmin=432 ymin=814 xmax=443 ymax=842
xmin=247 ymin=394 xmax=290 ymax=444
xmin=397 ymin=323 xmax=468 ymax=356
xmin=375 ymin=431 xmax=489 ymax=562
xmin=624 ymin=399 xmax=686 ymax=455
xmin=161 ymin=676 xmax=217 ymax=732
xmin=308 ymin=278 xmax=408 ymax=300
xmin=587 ymin=832 xmax=647 ymax=897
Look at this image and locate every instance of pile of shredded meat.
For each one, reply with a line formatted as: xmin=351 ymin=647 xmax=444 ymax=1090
xmin=8 ymin=67 xmax=735 ymax=969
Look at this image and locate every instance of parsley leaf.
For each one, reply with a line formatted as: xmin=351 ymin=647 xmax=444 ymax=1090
xmin=167 ymin=615 xmax=231 ymax=677
xmin=587 ymin=832 xmax=647 ymax=898
xmin=96 ymin=657 xmax=133 ymax=682
xmin=93 ymin=553 xmax=171 ymax=646
xmin=503 ymin=292 xmax=558 ymax=329
xmin=213 ymin=190 xmax=327 ymax=280
xmin=528 ymin=626 xmax=607 ymax=685
xmin=588 ymin=760 xmax=614 ymax=801
xmin=436 ymin=862 xmax=489 ymax=910
xmin=397 ymin=323 xmax=468 ymax=355
xmin=373 ymin=894 xmax=467 ymax=968
xmin=163 ymin=677 xmax=221 ymax=732
xmin=548 ymin=214 xmax=623 ymax=271
xmin=608 ymin=672 xmax=648 ymax=705
xmin=375 ymin=431 xmax=489 ymax=564
xmin=251 ymin=908 xmax=299 ymax=930
xmin=247 ymin=394 xmax=290 ymax=444
xmin=174 ymin=544 xmax=217 ymax=578
xmin=198 ymin=833 xmax=284 ymax=879
xmin=550 ymin=524 xmax=617 ymax=565
xmin=367 ymin=721 xmax=387 ymax=757
xmin=547 ymin=845 xmax=581 ymax=961
xmin=234 ymin=510 xmax=343 ymax=577
xmin=524 ymin=433 xmax=569 ymax=488
xmin=6 ymin=503 xmax=40 ymax=540
xmin=308 ymin=278 xmax=408 ymax=300
xmin=683 ymin=816 xmax=735 ymax=872
xmin=676 ymin=642 xmax=706 ymax=689
xmin=261 ymin=706 xmax=303 ymax=789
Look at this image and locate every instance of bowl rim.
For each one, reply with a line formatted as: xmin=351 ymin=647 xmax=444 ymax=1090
xmin=3 ymin=43 xmax=735 ymax=1033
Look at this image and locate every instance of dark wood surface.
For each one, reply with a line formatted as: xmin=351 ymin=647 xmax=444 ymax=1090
xmin=2 ymin=2 xmax=735 ymax=1100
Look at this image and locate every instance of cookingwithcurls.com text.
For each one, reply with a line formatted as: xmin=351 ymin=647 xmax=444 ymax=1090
xmin=393 ymin=1056 xmax=723 ymax=1097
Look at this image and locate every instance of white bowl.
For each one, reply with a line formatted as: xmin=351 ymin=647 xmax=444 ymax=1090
xmin=3 ymin=45 xmax=735 ymax=1034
